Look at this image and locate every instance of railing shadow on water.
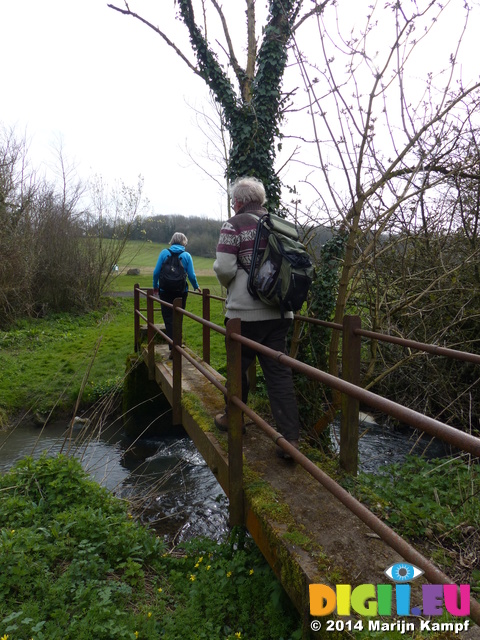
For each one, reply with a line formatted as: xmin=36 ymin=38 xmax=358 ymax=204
xmin=133 ymin=284 xmax=480 ymax=624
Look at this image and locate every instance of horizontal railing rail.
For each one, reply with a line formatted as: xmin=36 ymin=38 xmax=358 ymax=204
xmin=293 ymin=311 xmax=480 ymax=365
xmin=133 ymin=284 xmax=480 ymax=623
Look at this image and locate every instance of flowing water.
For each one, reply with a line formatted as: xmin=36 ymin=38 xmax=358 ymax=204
xmin=0 ymin=417 xmax=229 ymax=544
xmin=0 ymin=411 xmax=449 ymax=542
xmin=332 ymin=413 xmax=449 ymax=474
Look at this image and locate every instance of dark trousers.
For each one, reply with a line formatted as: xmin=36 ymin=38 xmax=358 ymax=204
xmin=160 ymin=290 xmax=188 ymax=350
xmin=227 ymin=318 xmax=300 ymax=442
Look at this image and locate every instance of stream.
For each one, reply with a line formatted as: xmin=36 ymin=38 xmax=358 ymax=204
xmin=0 ymin=412 xmax=449 ymax=543
xmin=332 ymin=412 xmax=449 ymax=474
xmin=0 ymin=417 xmax=229 ymax=544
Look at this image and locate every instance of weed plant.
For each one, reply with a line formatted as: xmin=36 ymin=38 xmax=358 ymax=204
xmin=0 ymin=454 xmax=301 ymax=640
xmin=343 ymin=455 xmax=480 ymax=590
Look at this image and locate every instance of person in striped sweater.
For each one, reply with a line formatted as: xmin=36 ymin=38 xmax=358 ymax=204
xmin=213 ymin=176 xmax=300 ymax=459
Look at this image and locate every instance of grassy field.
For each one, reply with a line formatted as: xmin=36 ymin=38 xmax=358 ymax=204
xmin=108 ymin=240 xmax=218 ymax=292
xmin=0 ymin=241 xmax=227 ymax=425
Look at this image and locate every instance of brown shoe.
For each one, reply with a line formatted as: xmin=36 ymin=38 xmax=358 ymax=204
xmin=214 ymin=412 xmax=229 ymax=431
xmin=214 ymin=412 xmax=246 ymax=434
xmin=276 ymin=439 xmax=299 ymax=460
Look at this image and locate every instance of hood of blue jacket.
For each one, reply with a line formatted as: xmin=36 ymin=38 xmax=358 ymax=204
xmin=168 ymin=244 xmax=186 ymax=254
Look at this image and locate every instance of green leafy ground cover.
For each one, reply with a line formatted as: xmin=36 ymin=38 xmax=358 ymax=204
xmin=343 ymin=455 xmax=480 ymax=594
xmin=0 ymin=455 xmax=302 ymax=640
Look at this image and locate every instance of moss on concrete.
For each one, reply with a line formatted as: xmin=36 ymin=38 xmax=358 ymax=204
xmin=244 ymin=466 xmax=294 ymax=524
xmin=181 ymin=392 xmax=214 ymax=433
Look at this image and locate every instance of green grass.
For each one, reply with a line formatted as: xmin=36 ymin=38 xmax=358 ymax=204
xmin=106 ymin=240 xmax=217 ymax=292
xmin=0 ymin=269 xmax=228 ymax=422
xmin=0 ymin=299 xmax=135 ymax=417
xmin=116 ymin=239 xmax=216 ymax=271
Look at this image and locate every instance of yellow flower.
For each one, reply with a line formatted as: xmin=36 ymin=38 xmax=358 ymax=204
xmin=190 ymin=574 xmax=196 ymax=581
xmin=194 ymin=563 xmax=199 ymax=568
xmin=134 ymin=632 xmax=139 ymax=639
xmin=197 ymin=556 xmax=203 ymax=563
xmin=158 ymin=587 xmax=163 ymax=593
xmin=1 ymin=634 xmax=9 ymax=640
xmin=235 ymin=633 xmax=242 ymax=639
xmin=249 ymin=569 xmax=254 ymax=575
xmin=206 ymin=565 xmax=211 ymax=571
xmin=226 ymin=571 xmax=232 ymax=578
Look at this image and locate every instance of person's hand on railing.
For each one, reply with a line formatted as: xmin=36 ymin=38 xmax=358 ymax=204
xmin=195 ymin=287 xmax=202 ymax=293
xmin=153 ymin=288 xmax=159 ymax=297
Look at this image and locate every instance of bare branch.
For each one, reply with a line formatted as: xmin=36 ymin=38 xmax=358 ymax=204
xmin=292 ymin=0 xmax=331 ymax=33
xmin=107 ymin=3 xmax=202 ymax=78
xmin=209 ymin=0 xmax=248 ymax=97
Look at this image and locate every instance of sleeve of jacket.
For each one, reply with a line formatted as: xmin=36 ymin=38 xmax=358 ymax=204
xmin=183 ymin=252 xmax=199 ymax=290
xmin=213 ymin=220 xmax=239 ymax=287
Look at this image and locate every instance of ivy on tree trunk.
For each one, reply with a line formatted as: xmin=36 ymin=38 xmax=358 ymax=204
xmin=163 ymin=0 xmax=301 ymax=210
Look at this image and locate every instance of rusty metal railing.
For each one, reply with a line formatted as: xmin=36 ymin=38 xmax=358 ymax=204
xmin=133 ymin=284 xmax=480 ymax=623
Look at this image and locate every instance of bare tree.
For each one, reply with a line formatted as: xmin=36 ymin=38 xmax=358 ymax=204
xmin=182 ymin=94 xmax=232 ymax=217
xmin=82 ymin=174 xmax=149 ymax=307
xmin=289 ymin=1 xmax=480 ymax=367
xmin=0 ymin=126 xmax=38 ymax=324
xmin=272 ymin=1 xmax=480 ymax=433
xmin=0 ymin=126 xmax=147 ymax=325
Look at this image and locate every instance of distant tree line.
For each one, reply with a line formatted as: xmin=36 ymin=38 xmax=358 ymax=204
xmin=130 ymin=215 xmax=223 ymax=258
xmin=100 ymin=213 xmax=333 ymax=259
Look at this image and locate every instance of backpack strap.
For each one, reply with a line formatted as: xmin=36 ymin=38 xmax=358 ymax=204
xmin=247 ymin=213 xmax=270 ymax=299
xmin=237 ymin=213 xmax=267 ymax=276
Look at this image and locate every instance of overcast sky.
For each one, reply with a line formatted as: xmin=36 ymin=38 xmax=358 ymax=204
xmin=1 ymin=1 xmax=479 ymax=222
xmin=0 ymin=0 xmax=225 ymax=218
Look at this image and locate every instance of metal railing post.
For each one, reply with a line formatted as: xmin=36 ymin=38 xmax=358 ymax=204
xmin=202 ymin=288 xmax=211 ymax=364
xmin=225 ymin=317 xmax=244 ymax=526
xmin=134 ymin=284 xmax=141 ymax=352
xmin=172 ymin=297 xmax=183 ymax=425
xmin=146 ymin=289 xmax=155 ymax=380
xmin=340 ymin=315 xmax=361 ymax=475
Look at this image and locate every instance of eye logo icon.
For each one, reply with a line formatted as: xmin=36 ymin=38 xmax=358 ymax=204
xmin=384 ymin=562 xmax=424 ymax=582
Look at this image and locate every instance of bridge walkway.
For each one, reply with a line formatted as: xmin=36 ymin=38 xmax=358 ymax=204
xmin=144 ymin=340 xmax=407 ymax=632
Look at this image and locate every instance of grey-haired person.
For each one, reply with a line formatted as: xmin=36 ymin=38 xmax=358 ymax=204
xmin=153 ymin=233 xmax=201 ymax=357
xmin=213 ymin=177 xmax=300 ymax=458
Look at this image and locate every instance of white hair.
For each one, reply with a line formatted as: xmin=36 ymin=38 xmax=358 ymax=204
xmin=230 ymin=176 xmax=267 ymax=206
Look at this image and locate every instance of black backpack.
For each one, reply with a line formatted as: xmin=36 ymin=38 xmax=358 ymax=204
xmin=159 ymin=249 xmax=187 ymax=293
xmin=247 ymin=213 xmax=315 ymax=315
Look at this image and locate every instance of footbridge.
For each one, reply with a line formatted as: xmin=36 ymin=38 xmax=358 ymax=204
xmin=132 ymin=285 xmax=480 ymax=635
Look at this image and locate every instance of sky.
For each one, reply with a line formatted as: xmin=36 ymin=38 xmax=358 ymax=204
xmin=0 ymin=0 xmax=224 ymax=218
xmin=1 ymin=1 xmax=479 ymax=222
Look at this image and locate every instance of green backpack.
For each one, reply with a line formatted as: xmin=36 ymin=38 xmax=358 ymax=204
xmin=247 ymin=213 xmax=315 ymax=315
